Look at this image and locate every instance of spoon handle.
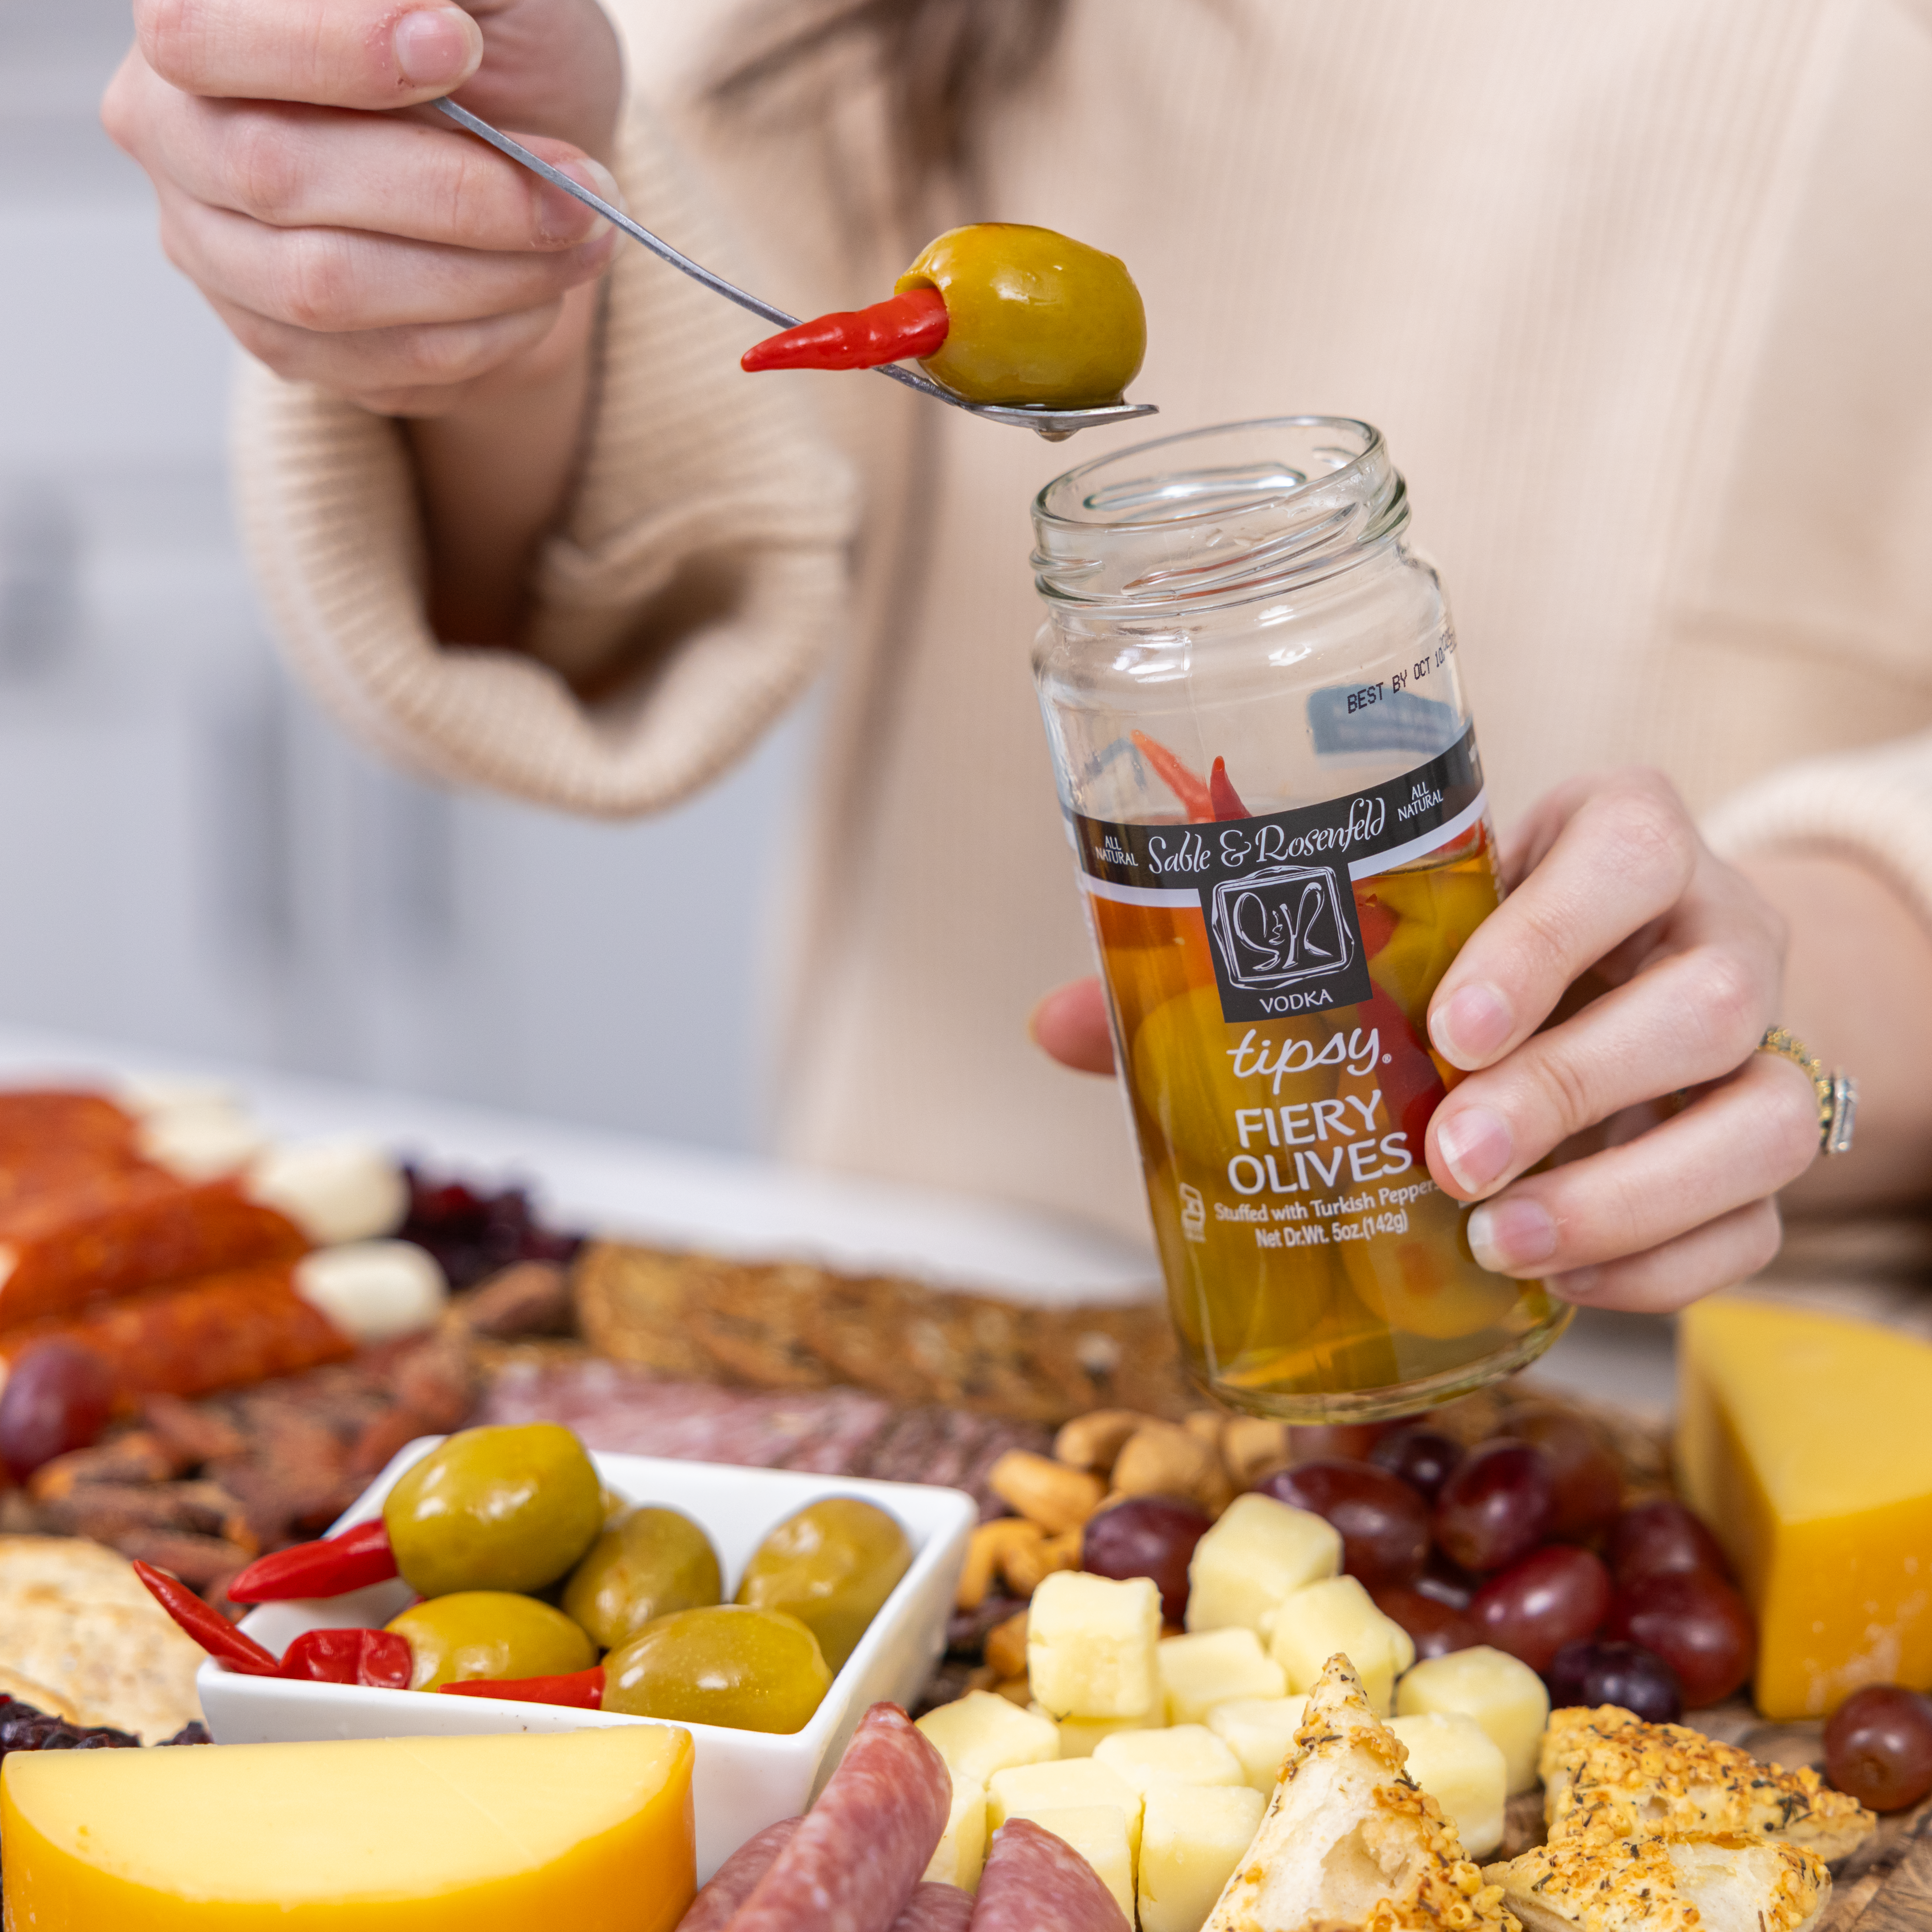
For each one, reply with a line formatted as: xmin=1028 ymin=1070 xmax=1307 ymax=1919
xmin=432 ymin=99 xmax=966 ymax=410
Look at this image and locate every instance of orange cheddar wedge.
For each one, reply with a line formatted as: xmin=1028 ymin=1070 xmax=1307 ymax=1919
xmin=1676 ymin=1296 xmax=1932 ymax=1719
xmin=0 ymin=1725 xmax=695 ymax=1931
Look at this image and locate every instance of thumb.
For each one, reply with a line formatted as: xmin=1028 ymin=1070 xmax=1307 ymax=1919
xmin=1029 ymin=980 xmax=1117 ymax=1076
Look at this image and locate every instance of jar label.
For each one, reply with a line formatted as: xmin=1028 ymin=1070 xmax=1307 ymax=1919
xmin=1070 ymin=725 xmax=1484 ymax=1023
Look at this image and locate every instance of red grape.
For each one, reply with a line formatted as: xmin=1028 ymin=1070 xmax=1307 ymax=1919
xmin=1415 ymin=1549 xmax=1481 ymax=1611
xmin=1256 ymin=1459 xmax=1429 ymax=1588
xmin=1432 ymin=1439 xmax=1555 ymax=1572
xmin=1369 ymin=1428 xmax=1464 ymax=1506
xmin=1080 ymin=1494 xmax=1211 ymax=1624
xmin=1824 ymin=1684 xmax=1932 ymax=1812
xmin=1372 ymin=1585 xmax=1479 ymax=1662
xmin=1606 ymin=1569 xmax=1755 ymax=1707
xmin=1514 ymin=1412 xmax=1622 ymax=1539
xmin=1546 ymin=1639 xmax=1682 ymax=1723
xmin=1607 ymin=1499 xmax=1731 ymax=1587
xmin=1470 ymin=1545 xmax=1612 ymax=1673
xmin=0 ymin=1341 xmax=116 ymax=1482
xmin=1287 ymin=1422 xmax=1393 ymax=1462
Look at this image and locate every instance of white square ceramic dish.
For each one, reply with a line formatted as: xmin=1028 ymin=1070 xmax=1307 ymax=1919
xmin=197 ymin=1441 xmax=976 ymax=1880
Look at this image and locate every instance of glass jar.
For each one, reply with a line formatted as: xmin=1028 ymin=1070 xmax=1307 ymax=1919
xmin=1031 ymin=416 xmax=1569 ymax=1421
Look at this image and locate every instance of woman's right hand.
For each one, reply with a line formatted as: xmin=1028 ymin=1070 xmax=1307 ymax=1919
xmin=101 ymin=0 xmax=626 ymax=419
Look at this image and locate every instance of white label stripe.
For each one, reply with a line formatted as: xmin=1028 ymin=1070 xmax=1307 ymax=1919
xmin=1077 ymin=873 xmax=1200 ymax=907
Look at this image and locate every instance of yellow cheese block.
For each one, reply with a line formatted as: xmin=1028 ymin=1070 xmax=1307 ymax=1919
xmin=1677 ymin=1297 xmax=1932 ymax=1718
xmin=0 ymin=1725 xmax=694 ymax=1932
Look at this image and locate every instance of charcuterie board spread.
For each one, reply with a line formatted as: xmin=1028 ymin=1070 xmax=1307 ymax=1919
xmin=0 ymin=1082 xmax=1926 ymax=1930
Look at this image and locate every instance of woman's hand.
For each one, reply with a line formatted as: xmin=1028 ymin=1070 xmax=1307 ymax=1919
xmin=102 ymin=0 xmax=623 ymax=418
xmin=1032 ymin=767 xmax=1824 ymax=1313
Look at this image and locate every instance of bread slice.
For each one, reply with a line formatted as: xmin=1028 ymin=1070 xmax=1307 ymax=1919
xmin=1490 ymin=1831 xmax=1827 ymax=1932
xmin=1203 ymin=1653 xmax=1514 ymax=1932
xmin=1540 ymin=1706 xmax=1873 ymax=1861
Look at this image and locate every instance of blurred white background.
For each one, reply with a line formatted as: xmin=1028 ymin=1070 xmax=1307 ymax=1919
xmin=0 ymin=0 xmax=813 ymax=1152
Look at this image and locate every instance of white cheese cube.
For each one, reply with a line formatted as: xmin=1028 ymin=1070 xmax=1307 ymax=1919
xmin=1394 ymin=1646 xmax=1549 ymax=1795
xmin=1033 ymin=1703 xmax=1161 ymax=1757
xmin=1158 ymin=1628 xmax=1287 ymax=1725
xmin=1388 ymin=1712 xmax=1506 ymax=1859
xmin=292 ymin=1241 xmax=448 ymax=1345
xmin=918 ymin=1690 xmax=1060 ymax=1785
xmin=1009 ymin=1808 xmax=1136 ymax=1922
xmin=1027 ymin=1570 xmax=1162 ymax=1720
xmin=1138 ymin=1783 xmax=1268 ymax=1932
xmin=1094 ymin=1725 xmax=1244 ymax=1796
xmin=922 ymin=1775 xmax=989 ymax=1890
xmin=1263 ymin=1575 xmax=1414 ymax=1714
xmin=1204 ymin=1696 xmax=1308 ymax=1793
xmin=988 ymin=1757 xmax=1145 ymax=1857
xmin=1184 ymin=1493 xmax=1341 ymax=1634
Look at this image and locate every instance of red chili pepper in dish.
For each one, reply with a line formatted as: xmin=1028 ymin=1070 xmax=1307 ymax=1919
xmin=440 ymin=1666 xmax=607 ymax=1711
xmin=134 ymin=1560 xmax=283 ymax=1677
xmin=225 ymin=1518 xmax=398 ymax=1604
xmin=1130 ymin=731 xmax=1213 ymax=820
xmin=279 ymin=1627 xmax=413 ymax=1690
xmin=1208 ymin=756 xmax=1250 ymax=821
xmin=741 ymin=287 xmax=949 ymax=374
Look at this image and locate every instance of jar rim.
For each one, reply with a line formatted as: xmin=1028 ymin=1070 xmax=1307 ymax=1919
xmin=1031 ymin=414 xmax=1408 ymax=615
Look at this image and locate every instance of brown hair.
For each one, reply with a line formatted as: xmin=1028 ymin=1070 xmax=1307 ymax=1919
xmin=709 ymin=0 xmax=1072 ymax=188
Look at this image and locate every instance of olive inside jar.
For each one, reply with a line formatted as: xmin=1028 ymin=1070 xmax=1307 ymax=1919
xmin=1031 ymin=417 xmax=1569 ymax=1420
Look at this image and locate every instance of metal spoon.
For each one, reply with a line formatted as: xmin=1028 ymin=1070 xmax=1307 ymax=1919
xmin=434 ymin=99 xmax=1156 ymax=442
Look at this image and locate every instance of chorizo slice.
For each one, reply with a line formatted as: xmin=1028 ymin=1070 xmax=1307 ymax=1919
xmin=732 ymin=1704 xmax=952 ymax=1932
xmin=969 ymin=1819 xmax=1128 ymax=1932
xmin=677 ymin=1818 xmax=800 ymax=1932
xmin=0 ymin=1173 xmax=307 ymax=1325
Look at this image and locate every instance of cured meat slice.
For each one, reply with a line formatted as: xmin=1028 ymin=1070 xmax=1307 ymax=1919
xmin=0 ymin=1093 xmax=146 ymax=1215
xmin=0 ymin=1268 xmax=353 ymax=1402
xmin=0 ymin=1173 xmax=308 ymax=1325
xmin=675 ymin=1818 xmax=800 ymax=1932
xmin=733 ymin=1704 xmax=952 ymax=1932
xmin=891 ymin=1882 xmax=973 ymax=1932
xmin=970 ymin=1819 xmax=1129 ymax=1932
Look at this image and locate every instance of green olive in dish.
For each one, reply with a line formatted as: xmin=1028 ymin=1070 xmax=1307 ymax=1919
xmin=562 ymin=1505 xmax=724 ymax=1649
xmin=386 ymin=1590 xmax=597 ymax=1692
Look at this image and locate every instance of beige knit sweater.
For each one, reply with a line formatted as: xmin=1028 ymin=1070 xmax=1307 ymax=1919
xmin=234 ymin=0 xmax=1932 ymax=1242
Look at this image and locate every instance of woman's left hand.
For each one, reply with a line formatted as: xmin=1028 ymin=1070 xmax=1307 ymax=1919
xmin=1032 ymin=766 xmax=1823 ymax=1312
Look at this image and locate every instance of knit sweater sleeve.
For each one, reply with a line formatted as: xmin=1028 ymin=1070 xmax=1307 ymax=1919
xmin=1703 ymin=729 xmax=1932 ymax=930
xmin=229 ymin=102 xmax=857 ymax=819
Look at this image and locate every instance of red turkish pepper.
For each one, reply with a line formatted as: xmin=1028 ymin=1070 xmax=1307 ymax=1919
xmin=742 ymin=286 xmax=949 ymax=374
xmin=1207 ymin=756 xmax=1249 ymax=821
xmin=440 ymin=1666 xmax=606 ymax=1711
xmin=1130 ymin=731 xmax=1213 ymax=820
xmin=279 ymin=1627 xmax=413 ymax=1690
xmin=226 ymin=1518 xmax=398 ymax=1604
xmin=134 ymin=1560 xmax=282 ymax=1677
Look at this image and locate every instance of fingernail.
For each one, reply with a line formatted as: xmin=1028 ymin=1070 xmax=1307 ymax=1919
xmin=1467 ymin=1196 xmax=1557 ymax=1273
xmin=1431 ymin=981 xmax=1512 ymax=1069
xmin=393 ymin=7 xmax=483 ymax=88
xmin=537 ymin=159 xmax=624 ymax=243
xmin=1550 ymin=1267 xmax=1601 ymax=1303
xmin=1435 ymin=1105 xmax=1511 ymax=1195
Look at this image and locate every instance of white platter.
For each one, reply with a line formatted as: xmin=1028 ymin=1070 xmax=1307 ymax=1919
xmin=196 ymin=1441 xmax=977 ymax=1882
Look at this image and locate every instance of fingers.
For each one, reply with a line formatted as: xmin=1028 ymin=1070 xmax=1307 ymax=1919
xmin=1461 ymin=1051 xmax=1817 ymax=1282
xmin=118 ymin=77 xmax=611 ymax=252
xmin=1541 ymin=1200 xmax=1785 ymax=1316
xmin=1426 ymin=921 xmax=1780 ymax=1200
xmin=1030 ymin=980 xmax=1116 ymax=1075
xmin=134 ymin=0 xmax=483 ymax=108
xmin=156 ymin=181 xmax=614 ymax=336
xmin=1428 ymin=769 xmax=1698 ymax=1070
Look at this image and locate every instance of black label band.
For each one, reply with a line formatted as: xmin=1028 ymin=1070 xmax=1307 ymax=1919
xmin=1072 ymin=726 xmax=1484 ymax=1023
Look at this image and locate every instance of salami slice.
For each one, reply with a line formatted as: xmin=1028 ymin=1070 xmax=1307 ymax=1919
xmin=891 ymin=1883 xmax=973 ymax=1932
xmin=970 ymin=1819 xmax=1129 ymax=1932
xmin=732 ymin=1704 xmax=952 ymax=1932
xmin=675 ymin=1818 xmax=800 ymax=1932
